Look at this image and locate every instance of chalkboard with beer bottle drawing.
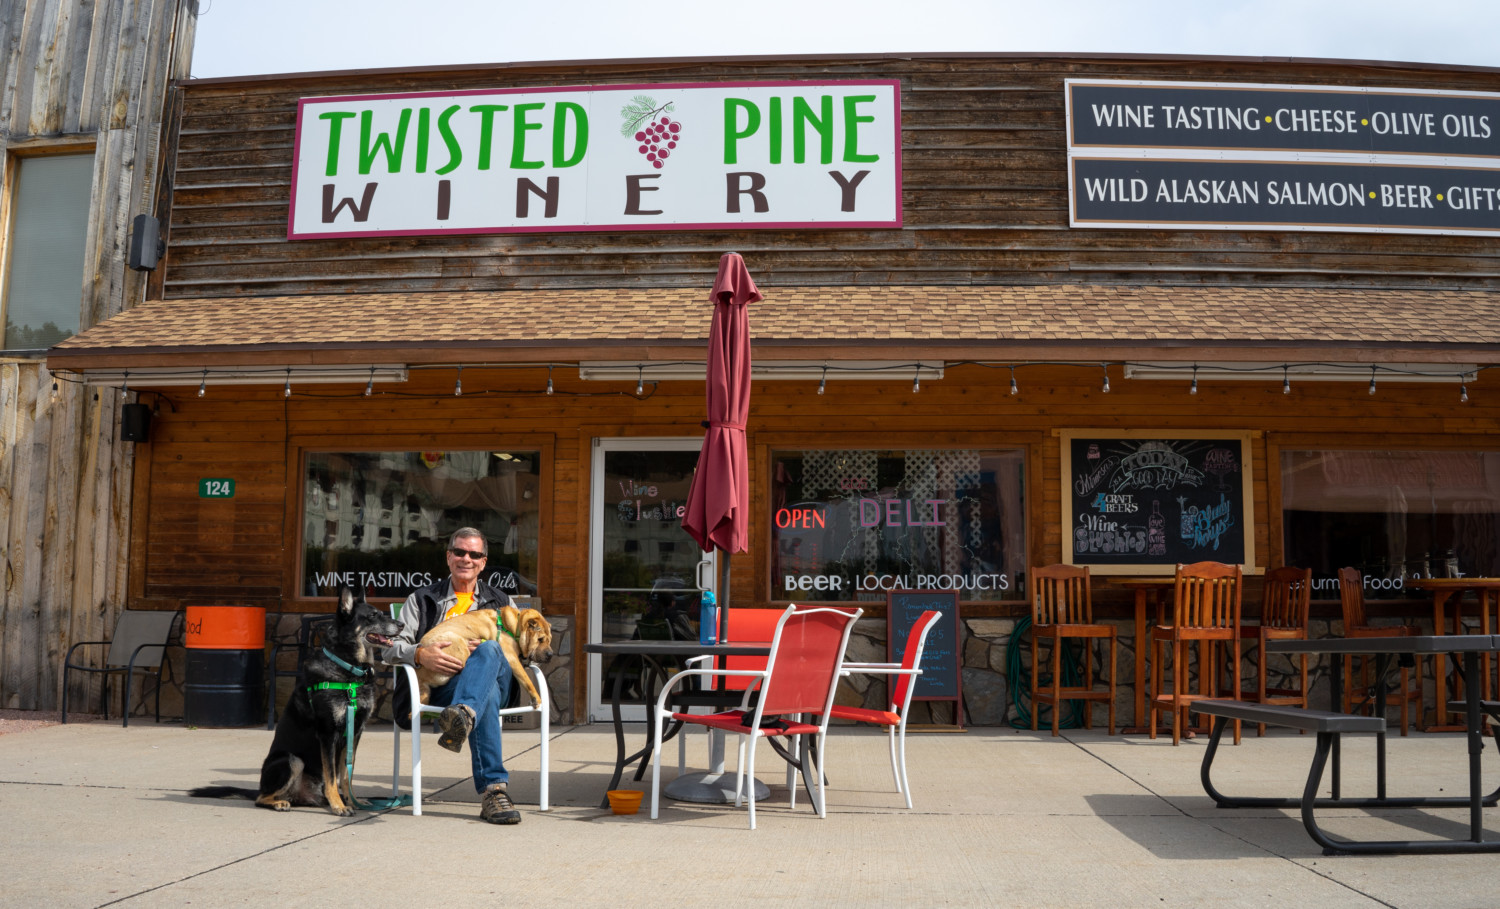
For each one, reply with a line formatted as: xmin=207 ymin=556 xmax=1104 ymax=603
xmin=1059 ymin=431 xmax=1257 ymax=575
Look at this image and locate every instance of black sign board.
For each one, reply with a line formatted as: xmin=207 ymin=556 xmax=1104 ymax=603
xmin=887 ymin=590 xmax=962 ymax=726
xmin=1071 ymin=157 xmax=1500 ymax=235
xmin=1068 ymin=80 xmax=1500 ymax=158
xmin=1060 ymin=431 xmax=1256 ymax=575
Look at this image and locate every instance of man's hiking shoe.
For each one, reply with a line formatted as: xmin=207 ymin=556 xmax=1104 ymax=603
xmin=437 ymin=704 xmax=475 ymax=753
xmin=481 ymin=783 xmax=521 ymax=825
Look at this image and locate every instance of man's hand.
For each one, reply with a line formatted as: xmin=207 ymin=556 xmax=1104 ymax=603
xmin=416 ymin=640 xmax=466 ymax=675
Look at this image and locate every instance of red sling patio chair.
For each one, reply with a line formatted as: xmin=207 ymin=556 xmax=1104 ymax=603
xmin=650 ymin=605 xmax=862 ymax=829
xmin=820 ymin=609 xmax=942 ymax=809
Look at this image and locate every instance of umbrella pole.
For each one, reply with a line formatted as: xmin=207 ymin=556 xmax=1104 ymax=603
xmin=717 ymin=552 xmax=730 ymax=643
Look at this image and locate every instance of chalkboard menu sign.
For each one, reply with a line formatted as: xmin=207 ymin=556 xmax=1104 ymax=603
xmin=887 ymin=590 xmax=963 ymax=727
xmin=1060 ymin=430 xmax=1257 ymax=575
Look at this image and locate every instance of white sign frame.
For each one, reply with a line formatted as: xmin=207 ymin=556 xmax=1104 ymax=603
xmin=290 ymin=80 xmax=902 ymax=239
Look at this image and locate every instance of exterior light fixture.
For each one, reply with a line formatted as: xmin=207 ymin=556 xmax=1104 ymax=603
xmin=546 ymin=365 xmax=554 ymax=395
xmin=198 ymin=370 xmax=207 ymax=398
xmin=1189 ymin=366 xmax=1198 ymax=395
xmin=817 ymin=367 xmax=827 ymax=395
xmin=365 ymin=367 xmax=375 ymax=396
xmin=1461 ymin=382 xmax=1470 ymax=403
xmin=1283 ymin=366 xmax=1291 ymax=395
xmin=1009 ymin=367 xmax=1018 ymax=396
xmin=912 ymin=366 xmax=920 ymax=393
xmin=284 ymin=368 xmax=292 ymax=397
xmin=636 ymin=367 xmax=644 ymax=396
xmin=1368 ymin=368 xmax=1377 ymax=395
xmin=454 ymin=365 xmax=463 ymax=397
xmin=1101 ymin=364 xmax=1110 ymax=394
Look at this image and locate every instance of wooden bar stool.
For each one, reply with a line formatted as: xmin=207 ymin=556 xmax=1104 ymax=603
xmin=1338 ymin=567 xmax=1424 ymax=735
xmin=1029 ymin=564 xmax=1117 ymax=736
xmin=1236 ymin=566 xmax=1311 ymax=735
xmin=1150 ymin=561 xmax=1243 ymax=746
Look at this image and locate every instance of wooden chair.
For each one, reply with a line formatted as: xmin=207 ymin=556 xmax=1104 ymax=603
xmin=1337 ymin=567 xmax=1424 ymax=735
xmin=1029 ymin=564 xmax=1117 ymax=736
xmin=1150 ymin=561 xmax=1243 ymax=746
xmin=1236 ymin=567 xmax=1312 ymax=736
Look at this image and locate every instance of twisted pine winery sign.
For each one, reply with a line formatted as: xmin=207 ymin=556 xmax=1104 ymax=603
xmin=1066 ymin=79 xmax=1500 ymax=237
xmin=289 ymin=81 xmax=901 ymax=238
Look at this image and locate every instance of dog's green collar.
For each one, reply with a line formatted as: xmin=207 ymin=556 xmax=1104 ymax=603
xmin=496 ymin=612 xmax=518 ymax=642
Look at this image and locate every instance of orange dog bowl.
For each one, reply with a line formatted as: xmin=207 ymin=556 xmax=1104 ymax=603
xmin=606 ymin=790 xmax=643 ymax=815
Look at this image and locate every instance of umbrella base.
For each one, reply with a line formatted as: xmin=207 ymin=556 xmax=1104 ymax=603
xmin=665 ymin=771 xmax=770 ymax=803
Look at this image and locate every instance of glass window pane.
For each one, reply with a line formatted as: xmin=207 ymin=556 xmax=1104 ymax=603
xmin=1281 ymin=450 xmax=1500 ymax=599
xmin=302 ymin=450 xmax=540 ymax=599
xmin=4 ymin=154 xmax=94 ymax=350
xmin=771 ymin=449 xmax=1026 ymax=602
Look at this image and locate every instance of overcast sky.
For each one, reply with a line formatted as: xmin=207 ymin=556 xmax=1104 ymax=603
xmin=191 ymin=0 xmax=1500 ymax=78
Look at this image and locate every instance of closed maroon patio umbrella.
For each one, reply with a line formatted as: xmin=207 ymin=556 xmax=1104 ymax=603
xmin=671 ymin=252 xmax=764 ymax=804
xmin=682 ymin=251 xmax=762 ymax=632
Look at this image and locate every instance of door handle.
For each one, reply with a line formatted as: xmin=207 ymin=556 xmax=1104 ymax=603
xmin=695 ymin=558 xmax=715 ymax=591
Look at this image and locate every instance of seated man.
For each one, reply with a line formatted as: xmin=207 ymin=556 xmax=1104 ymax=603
xmin=384 ymin=527 xmax=521 ymax=825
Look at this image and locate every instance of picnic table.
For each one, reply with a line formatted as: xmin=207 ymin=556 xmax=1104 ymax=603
xmin=1199 ymin=635 xmax=1500 ymax=855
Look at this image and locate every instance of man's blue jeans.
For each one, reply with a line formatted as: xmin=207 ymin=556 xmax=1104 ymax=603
xmin=428 ymin=639 xmax=515 ymax=792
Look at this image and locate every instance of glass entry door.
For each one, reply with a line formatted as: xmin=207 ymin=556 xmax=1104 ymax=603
xmin=588 ymin=438 xmax=715 ymax=722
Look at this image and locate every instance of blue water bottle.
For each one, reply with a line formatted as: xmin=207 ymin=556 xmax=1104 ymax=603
xmin=699 ymin=590 xmax=719 ymax=645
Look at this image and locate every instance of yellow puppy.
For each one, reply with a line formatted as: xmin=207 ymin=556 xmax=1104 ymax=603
xmin=414 ymin=606 xmax=555 ymax=706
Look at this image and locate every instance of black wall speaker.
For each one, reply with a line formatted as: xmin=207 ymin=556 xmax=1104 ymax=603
xmin=128 ymin=215 xmax=163 ymax=271
xmin=120 ymin=403 xmax=152 ymax=442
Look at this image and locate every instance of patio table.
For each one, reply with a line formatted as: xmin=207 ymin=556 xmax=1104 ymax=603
xmin=1405 ymin=577 xmax=1500 ymax=729
xmin=1260 ymin=634 xmax=1500 ymax=854
xmin=583 ymin=640 xmax=770 ymax=809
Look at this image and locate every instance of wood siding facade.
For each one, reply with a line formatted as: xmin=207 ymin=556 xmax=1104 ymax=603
xmin=162 ymin=55 xmax=1500 ymax=298
xmin=43 ymin=52 xmax=1500 ymax=721
xmin=0 ymin=0 xmax=195 ymax=711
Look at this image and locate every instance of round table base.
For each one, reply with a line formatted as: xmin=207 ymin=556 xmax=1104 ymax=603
xmin=665 ymin=771 xmax=770 ymax=803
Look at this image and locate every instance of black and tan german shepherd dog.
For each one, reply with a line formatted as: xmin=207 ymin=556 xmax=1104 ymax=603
xmin=190 ymin=587 xmax=400 ymax=815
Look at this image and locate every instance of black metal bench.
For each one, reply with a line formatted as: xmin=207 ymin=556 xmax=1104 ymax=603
xmin=1194 ymin=698 xmax=1500 ymax=855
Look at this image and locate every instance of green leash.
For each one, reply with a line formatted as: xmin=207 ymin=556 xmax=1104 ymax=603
xmin=308 ymin=649 xmax=411 ymax=811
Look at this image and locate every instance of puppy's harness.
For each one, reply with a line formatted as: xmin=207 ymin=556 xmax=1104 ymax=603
xmin=305 ymin=647 xmax=411 ymax=811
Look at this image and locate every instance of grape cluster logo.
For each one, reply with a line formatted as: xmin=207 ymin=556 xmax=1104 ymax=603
xmin=620 ymin=95 xmax=681 ymax=169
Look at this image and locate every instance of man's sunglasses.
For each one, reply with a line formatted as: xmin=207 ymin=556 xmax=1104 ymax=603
xmin=449 ymin=548 xmax=488 ymax=560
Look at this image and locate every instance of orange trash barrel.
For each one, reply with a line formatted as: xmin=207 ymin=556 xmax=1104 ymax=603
xmin=184 ymin=606 xmax=265 ymax=727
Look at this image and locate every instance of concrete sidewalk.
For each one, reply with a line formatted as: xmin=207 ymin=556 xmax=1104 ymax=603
xmin=2 ymin=717 xmax=1498 ymax=908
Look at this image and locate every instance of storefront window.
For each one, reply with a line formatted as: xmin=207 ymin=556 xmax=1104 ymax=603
xmin=302 ymin=450 xmax=540 ymax=599
xmin=1282 ymin=450 xmax=1500 ymax=599
xmin=771 ymin=449 xmax=1026 ymax=602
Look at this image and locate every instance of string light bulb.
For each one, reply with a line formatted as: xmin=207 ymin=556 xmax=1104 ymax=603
xmin=1101 ymin=364 xmax=1110 ymax=394
xmin=1009 ymin=367 xmax=1018 ymax=396
xmin=1282 ymin=366 xmax=1291 ymax=395
xmin=817 ymin=366 xmax=827 ymax=395
xmin=284 ymin=368 xmax=292 ymax=398
xmin=198 ymin=369 xmax=207 ymax=398
xmin=122 ymin=371 xmax=129 ymax=400
xmin=1368 ymin=367 xmax=1377 ymax=396
xmin=1461 ymin=382 xmax=1470 ymax=404
xmin=454 ymin=365 xmax=463 ymax=397
xmin=636 ymin=367 xmax=644 ymax=396
xmin=912 ymin=366 xmax=921 ymax=393
xmin=365 ymin=367 xmax=375 ymax=397
xmin=545 ymin=365 xmax=554 ymax=395
xmin=1189 ymin=366 xmax=1198 ymax=395
xmin=50 ymin=379 xmax=59 ymax=403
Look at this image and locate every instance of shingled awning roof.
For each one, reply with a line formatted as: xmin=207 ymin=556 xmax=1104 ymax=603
xmin=47 ymin=284 xmax=1500 ymax=371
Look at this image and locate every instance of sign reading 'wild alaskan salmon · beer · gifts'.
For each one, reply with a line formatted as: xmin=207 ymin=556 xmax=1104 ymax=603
xmin=289 ymin=81 xmax=902 ymax=239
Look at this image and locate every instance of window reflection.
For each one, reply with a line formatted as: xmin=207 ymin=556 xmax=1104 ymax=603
xmin=771 ymin=449 xmax=1026 ymax=602
xmin=1281 ymin=450 xmax=1500 ymax=599
xmin=302 ymin=450 xmax=540 ymax=598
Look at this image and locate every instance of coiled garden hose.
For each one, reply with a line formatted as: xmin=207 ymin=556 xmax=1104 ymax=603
xmin=1005 ymin=616 xmax=1087 ymax=730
